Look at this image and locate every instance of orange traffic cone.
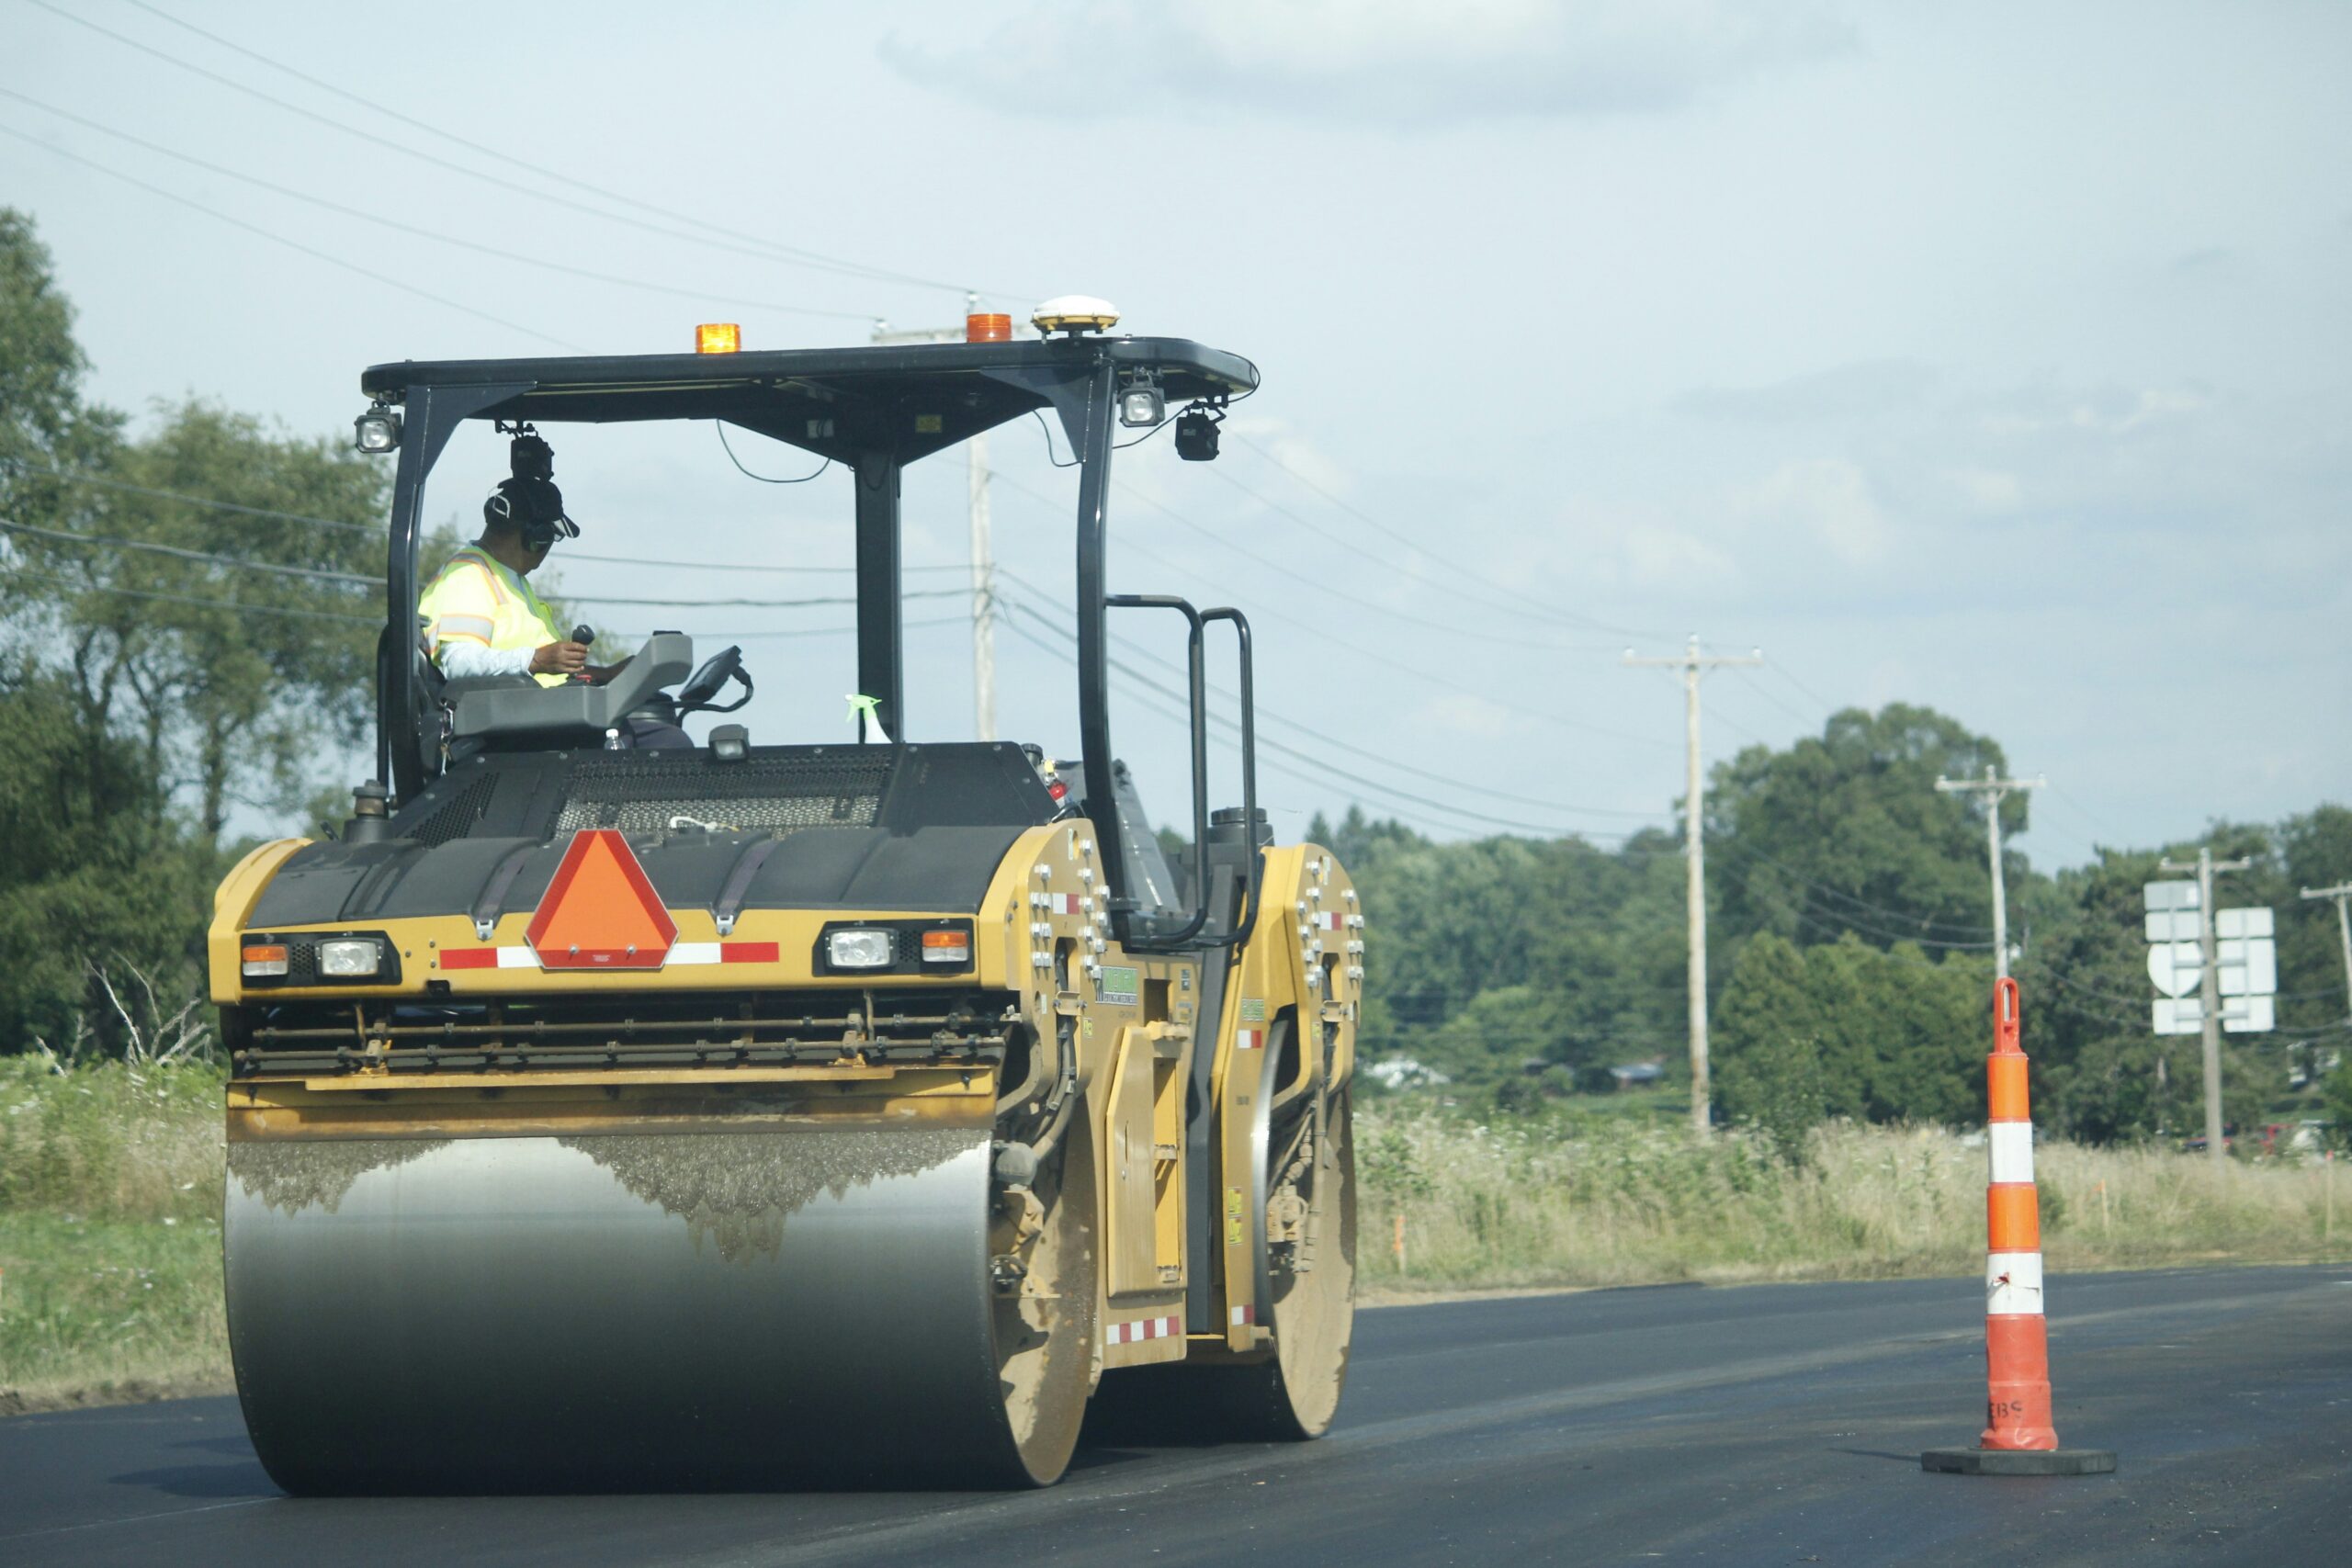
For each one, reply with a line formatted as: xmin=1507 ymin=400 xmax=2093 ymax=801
xmin=1922 ymin=977 xmax=2116 ymax=1476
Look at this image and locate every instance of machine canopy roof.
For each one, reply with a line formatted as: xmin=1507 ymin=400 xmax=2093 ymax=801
xmin=360 ymin=336 xmax=1258 ymax=467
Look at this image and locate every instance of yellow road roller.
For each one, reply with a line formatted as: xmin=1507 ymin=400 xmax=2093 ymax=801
xmin=209 ymin=308 xmax=1361 ymax=1491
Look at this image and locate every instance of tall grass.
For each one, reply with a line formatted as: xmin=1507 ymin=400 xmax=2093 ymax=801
xmin=1359 ymin=1106 xmax=2350 ymax=1292
xmin=0 ymin=1054 xmax=225 ymax=1408
xmin=2 ymin=1059 xmax=2345 ymax=1406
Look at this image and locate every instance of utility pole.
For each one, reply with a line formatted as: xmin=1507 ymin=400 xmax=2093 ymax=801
xmin=872 ymin=295 xmax=997 ymax=739
xmin=2158 ymin=846 xmax=2254 ymax=1168
xmin=1934 ymin=766 xmax=2045 ymax=978
xmin=1624 ymin=635 xmax=1761 ymax=1136
xmin=2299 ymin=882 xmax=2352 ymax=1021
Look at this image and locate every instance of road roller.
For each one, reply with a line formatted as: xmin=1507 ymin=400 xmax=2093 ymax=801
xmin=209 ymin=306 xmax=1361 ymax=1492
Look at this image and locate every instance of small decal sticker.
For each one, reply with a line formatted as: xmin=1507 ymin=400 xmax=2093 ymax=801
xmin=1239 ymin=997 xmax=1266 ymax=1023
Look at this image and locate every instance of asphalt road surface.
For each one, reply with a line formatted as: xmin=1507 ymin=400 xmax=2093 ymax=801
xmin=6 ymin=1265 xmax=2346 ymax=1567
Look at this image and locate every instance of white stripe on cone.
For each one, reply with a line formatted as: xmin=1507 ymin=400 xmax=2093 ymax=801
xmin=1987 ymin=1122 xmax=2035 ymax=1185
xmin=1985 ymin=1250 xmax=2045 ymax=1315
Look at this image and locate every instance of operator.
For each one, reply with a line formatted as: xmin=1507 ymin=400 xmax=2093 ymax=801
xmin=419 ymin=434 xmax=620 ymax=687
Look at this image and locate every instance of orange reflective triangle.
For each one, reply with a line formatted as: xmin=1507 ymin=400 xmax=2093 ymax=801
xmin=526 ymin=829 xmax=677 ymax=969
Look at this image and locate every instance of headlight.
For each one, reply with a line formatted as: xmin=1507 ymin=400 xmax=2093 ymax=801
xmin=824 ymin=929 xmax=894 ymax=969
xmin=353 ymin=408 xmax=401 ymax=453
xmin=317 ymin=938 xmax=385 ymax=977
xmin=1117 ymin=385 xmax=1165 ymax=427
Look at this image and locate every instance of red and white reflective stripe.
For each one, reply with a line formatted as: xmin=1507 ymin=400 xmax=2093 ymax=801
xmin=1229 ymin=1303 xmax=1256 ymax=1326
xmin=1987 ymin=1122 xmax=2034 ymax=1185
xmin=437 ymin=941 xmax=781 ymax=972
xmin=1234 ymin=1028 xmax=1263 ymax=1052
xmin=1312 ymin=911 xmax=1344 ymax=931
xmin=1044 ymin=893 xmax=1085 ymax=915
xmin=1986 ymin=1251 xmax=2044 ymax=1315
xmin=1105 ymin=1314 xmax=1182 ymax=1346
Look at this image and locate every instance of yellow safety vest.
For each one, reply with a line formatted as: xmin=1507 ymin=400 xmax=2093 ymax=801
xmin=418 ymin=545 xmax=568 ymax=688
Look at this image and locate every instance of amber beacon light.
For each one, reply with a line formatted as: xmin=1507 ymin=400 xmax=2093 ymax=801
xmin=966 ymin=312 xmax=1013 ymax=343
xmin=695 ymin=322 xmax=741 ymax=355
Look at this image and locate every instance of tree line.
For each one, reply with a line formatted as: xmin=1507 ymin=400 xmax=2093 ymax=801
xmin=1 ymin=209 xmax=385 ymax=1051
xmin=1317 ymin=704 xmax=2352 ymax=1147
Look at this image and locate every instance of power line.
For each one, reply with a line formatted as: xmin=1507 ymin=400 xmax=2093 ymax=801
xmin=39 ymin=0 xmax=1018 ymax=303
xmin=683 ymin=614 xmax=971 ymax=641
xmin=1105 ymin=465 xmax=1609 ymax=654
xmin=1768 ymin=662 xmax=1842 ymax=718
xmin=0 ymin=86 xmax=876 ymax=325
xmin=1197 ymin=459 xmax=1621 ymax=638
xmin=993 ymin=566 xmax=1666 ymax=825
xmin=566 ymin=585 xmax=971 ymax=610
xmin=994 ymin=611 xmax=1543 ymax=843
xmin=1729 ymin=667 xmax=1817 ymax=729
xmin=988 ymin=468 xmax=1670 ymax=749
xmin=1221 ymin=430 xmax=1662 ymax=639
xmin=3 ymin=459 xmax=379 ymax=533
xmin=0 ymin=516 xmax=377 ymax=586
xmin=997 ymin=595 xmax=1644 ymax=841
xmin=0 ymin=119 xmax=577 ymax=349
xmin=4 ymin=566 xmax=376 ymax=625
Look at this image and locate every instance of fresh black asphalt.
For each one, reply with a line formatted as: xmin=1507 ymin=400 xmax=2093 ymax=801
xmin=4 ymin=1265 xmax=2346 ymax=1566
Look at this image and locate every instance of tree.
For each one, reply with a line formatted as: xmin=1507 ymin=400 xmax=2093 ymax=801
xmin=1713 ymin=933 xmax=1829 ymax=1159
xmin=0 ymin=656 xmax=209 ymax=1049
xmin=0 ymin=210 xmax=386 ymax=1052
xmin=1708 ymin=704 xmax=2012 ymax=954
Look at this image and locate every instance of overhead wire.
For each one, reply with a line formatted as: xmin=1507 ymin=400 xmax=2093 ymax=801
xmin=986 ymin=466 xmax=1672 ymax=750
xmin=565 ymin=585 xmax=970 ymax=610
xmin=0 ymin=120 xmax=579 ymax=349
xmin=0 ymin=86 xmax=876 ymax=324
xmin=3 ymin=566 xmax=377 ymax=625
xmin=3 ymin=459 xmax=379 ymax=534
xmin=37 ymin=0 xmax=1017 ymax=303
xmin=991 ymin=565 xmax=1666 ymax=826
xmin=992 ymin=610 xmax=1532 ymax=843
xmin=1225 ymin=428 xmax=1663 ymax=638
xmin=0 ymin=516 xmax=378 ymax=586
xmin=994 ymin=594 xmax=1643 ymax=841
xmin=1200 ymin=447 xmax=1646 ymax=640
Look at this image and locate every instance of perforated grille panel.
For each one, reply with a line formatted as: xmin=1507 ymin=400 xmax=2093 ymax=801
xmin=553 ymin=753 xmax=891 ymax=835
xmin=408 ymin=775 xmax=497 ymax=848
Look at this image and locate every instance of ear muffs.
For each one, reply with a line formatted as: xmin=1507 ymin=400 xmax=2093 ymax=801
xmin=482 ymin=478 xmax=579 ymax=547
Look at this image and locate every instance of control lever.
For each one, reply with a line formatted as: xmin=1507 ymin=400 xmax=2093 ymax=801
xmin=567 ymin=625 xmax=595 ymax=684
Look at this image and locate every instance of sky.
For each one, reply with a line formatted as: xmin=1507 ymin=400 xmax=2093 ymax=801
xmin=3 ymin=0 xmax=2347 ymax=869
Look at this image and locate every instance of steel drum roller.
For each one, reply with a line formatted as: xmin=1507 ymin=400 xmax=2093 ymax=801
xmin=225 ymin=1124 xmax=1080 ymax=1491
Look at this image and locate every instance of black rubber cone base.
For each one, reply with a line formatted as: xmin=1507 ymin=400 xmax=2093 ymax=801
xmin=1921 ymin=1447 xmax=2117 ymax=1476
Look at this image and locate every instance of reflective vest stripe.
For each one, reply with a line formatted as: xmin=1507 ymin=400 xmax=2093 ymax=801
xmin=430 ymin=614 xmax=496 ymax=649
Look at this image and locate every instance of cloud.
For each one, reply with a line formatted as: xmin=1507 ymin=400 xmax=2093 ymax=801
xmin=1409 ymin=693 xmax=1522 ymax=739
xmin=1732 ymin=457 xmax=1889 ymax=565
xmin=1669 ymin=358 xmax=1937 ymax=423
xmin=881 ymin=1 xmax=1856 ymax=126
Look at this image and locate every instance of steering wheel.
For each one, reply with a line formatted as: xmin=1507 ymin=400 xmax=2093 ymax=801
xmin=676 ymin=644 xmax=752 ymax=715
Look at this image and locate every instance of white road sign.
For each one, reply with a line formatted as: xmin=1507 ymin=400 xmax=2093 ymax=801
xmin=2216 ymin=908 xmax=2273 ymax=940
xmin=2146 ymin=942 xmax=2202 ymax=998
xmin=2143 ymin=880 xmax=2199 ymax=912
xmin=2216 ymin=936 xmax=2278 ymax=997
xmin=2151 ymin=995 xmax=2275 ymax=1035
xmin=2144 ymin=910 xmax=2199 ymax=942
